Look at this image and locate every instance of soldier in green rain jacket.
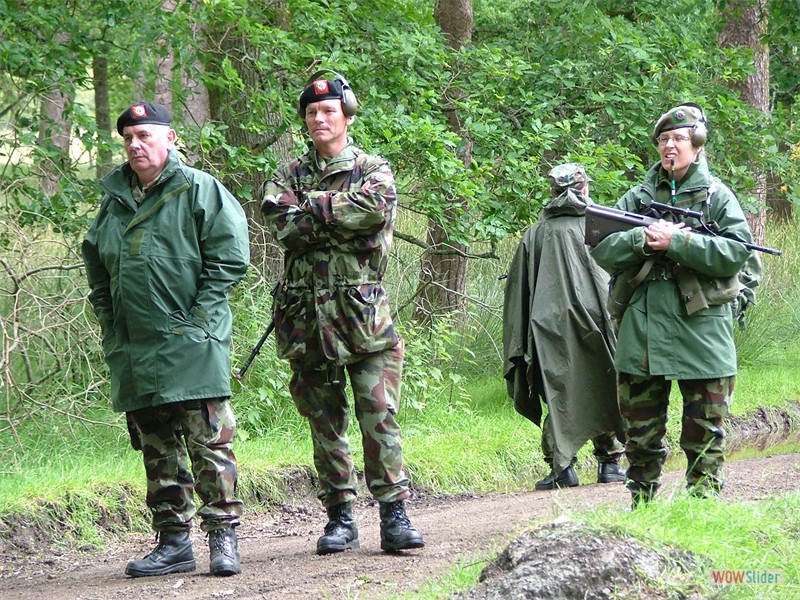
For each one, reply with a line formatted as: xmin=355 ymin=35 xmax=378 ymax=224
xmin=260 ymin=71 xmax=424 ymax=556
xmin=590 ymin=103 xmax=761 ymax=507
xmin=83 ymin=102 xmax=249 ymax=578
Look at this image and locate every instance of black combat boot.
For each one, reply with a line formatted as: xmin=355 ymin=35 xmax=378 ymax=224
xmin=535 ymin=465 xmax=579 ymax=490
xmin=208 ymin=527 xmax=241 ymax=576
xmin=316 ymin=502 xmax=359 ymax=555
xmin=379 ymin=500 xmax=425 ymax=552
xmin=124 ymin=530 xmax=196 ymax=577
xmin=597 ymin=461 xmax=626 ymax=484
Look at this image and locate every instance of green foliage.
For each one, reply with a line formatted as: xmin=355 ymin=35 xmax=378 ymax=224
xmin=399 ymin=317 xmax=473 ymax=411
xmin=735 ymin=217 xmax=800 ymax=366
xmin=3 ymin=0 xmax=799 ymax=241
xmin=227 ymin=276 xmax=302 ymax=441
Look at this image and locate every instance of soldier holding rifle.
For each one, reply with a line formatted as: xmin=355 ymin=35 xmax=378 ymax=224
xmin=588 ymin=103 xmax=761 ymax=507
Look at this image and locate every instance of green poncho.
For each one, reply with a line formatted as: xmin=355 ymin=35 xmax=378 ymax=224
xmin=503 ymin=189 xmax=624 ymax=472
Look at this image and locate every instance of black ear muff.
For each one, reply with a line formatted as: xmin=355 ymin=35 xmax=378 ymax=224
xmin=681 ymin=102 xmax=707 ymax=147
xmin=298 ymin=69 xmax=358 ymax=118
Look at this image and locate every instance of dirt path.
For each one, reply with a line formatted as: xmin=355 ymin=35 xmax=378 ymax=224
xmin=4 ymin=452 xmax=799 ymax=600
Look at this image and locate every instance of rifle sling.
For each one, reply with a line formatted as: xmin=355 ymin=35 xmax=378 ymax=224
xmin=628 ymin=257 xmax=656 ymax=288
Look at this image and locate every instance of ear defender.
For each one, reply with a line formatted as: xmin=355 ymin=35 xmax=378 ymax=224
xmin=681 ymin=102 xmax=708 ymax=147
xmin=297 ymin=69 xmax=358 ymax=118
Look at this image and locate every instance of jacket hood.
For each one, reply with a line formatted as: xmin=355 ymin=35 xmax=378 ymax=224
xmin=541 ymin=187 xmax=592 ymax=218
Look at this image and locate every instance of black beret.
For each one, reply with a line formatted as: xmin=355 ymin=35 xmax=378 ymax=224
xmin=298 ymin=79 xmax=345 ymax=117
xmin=116 ymin=102 xmax=173 ymax=135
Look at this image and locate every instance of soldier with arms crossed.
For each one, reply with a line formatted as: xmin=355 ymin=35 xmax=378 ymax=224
xmin=260 ymin=71 xmax=425 ymax=555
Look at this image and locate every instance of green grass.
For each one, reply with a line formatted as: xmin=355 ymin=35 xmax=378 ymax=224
xmin=581 ymin=493 xmax=800 ymax=599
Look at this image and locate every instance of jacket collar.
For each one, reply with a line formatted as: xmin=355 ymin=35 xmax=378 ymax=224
xmin=645 ymin=154 xmax=712 ymax=194
xmin=101 ymin=148 xmax=183 ymax=203
xmin=303 ymin=137 xmax=360 ymax=176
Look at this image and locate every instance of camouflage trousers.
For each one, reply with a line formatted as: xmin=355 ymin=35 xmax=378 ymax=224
xmin=541 ymin=413 xmax=625 ymax=467
xmin=126 ymin=398 xmax=242 ymax=533
xmin=289 ymin=340 xmax=410 ymax=508
xmin=618 ymin=373 xmax=734 ymax=496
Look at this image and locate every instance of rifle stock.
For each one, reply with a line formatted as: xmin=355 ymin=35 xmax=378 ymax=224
xmin=584 ymin=204 xmax=656 ymax=247
xmin=583 ymin=204 xmax=781 ymax=255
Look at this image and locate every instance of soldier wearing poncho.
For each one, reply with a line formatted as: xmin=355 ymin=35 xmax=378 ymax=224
xmin=503 ymin=163 xmax=626 ymax=490
xmin=260 ymin=71 xmax=424 ymax=555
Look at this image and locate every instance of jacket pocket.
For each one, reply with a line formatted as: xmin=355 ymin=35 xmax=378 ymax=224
xmin=320 ymin=283 xmax=399 ymax=360
xmin=273 ymin=287 xmax=311 ymax=360
xmin=169 ymin=310 xmax=216 ymax=343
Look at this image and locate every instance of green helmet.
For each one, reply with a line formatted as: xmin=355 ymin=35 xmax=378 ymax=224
xmin=548 ymin=163 xmax=591 ymax=193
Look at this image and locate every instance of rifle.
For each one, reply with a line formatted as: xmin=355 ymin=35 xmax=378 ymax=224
xmin=234 ymin=320 xmax=275 ymax=381
xmin=584 ymin=203 xmax=782 ymax=255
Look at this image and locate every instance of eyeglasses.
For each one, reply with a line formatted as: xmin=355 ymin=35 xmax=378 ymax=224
xmin=657 ymin=133 xmax=692 ymax=146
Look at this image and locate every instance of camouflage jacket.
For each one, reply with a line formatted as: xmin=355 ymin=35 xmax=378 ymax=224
xmin=260 ymin=139 xmax=400 ymax=365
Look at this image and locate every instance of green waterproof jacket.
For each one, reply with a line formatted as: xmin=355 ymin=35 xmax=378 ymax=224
xmin=503 ymin=189 xmax=624 ymax=472
xmin=589 ymin=156 xmax=755 ymax=379
xmin=260 ymin=140 xmax=400 ymax=365
xmin=82 ymin=149 xmax=250 ymax=412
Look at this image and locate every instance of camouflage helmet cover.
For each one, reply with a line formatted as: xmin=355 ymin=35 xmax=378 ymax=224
xmin=548 ymin=163 xmax=591 ymax=192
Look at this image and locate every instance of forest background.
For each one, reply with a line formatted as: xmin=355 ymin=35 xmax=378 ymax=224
xmin=1 ymin=0 xmax=800 ymax=594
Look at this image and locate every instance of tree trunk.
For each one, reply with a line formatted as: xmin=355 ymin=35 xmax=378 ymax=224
xmin=93 ymin=52 xmax=114 ymax=178
xmin=37 ymin=88 xmax=73 ymax=198
xmin=179 ymin=0 xmax=211 ymax=167
xmin=718 ymin=0 xmax=774 ymax=242
xmin=152 ymin=0 xmax=177 ymax=107
xmin=414 ymin=0 xmax=473 ymax=323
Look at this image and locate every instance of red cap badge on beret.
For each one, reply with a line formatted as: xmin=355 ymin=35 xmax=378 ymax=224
xmin=313 ymin=80 xmax=330 ymax=95
xmin=116 ymin=102 xmax=173 ymax=135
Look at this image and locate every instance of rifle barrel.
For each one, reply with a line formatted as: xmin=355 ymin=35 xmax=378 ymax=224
xmin=235 ymin=320 xmax=275 ymax=381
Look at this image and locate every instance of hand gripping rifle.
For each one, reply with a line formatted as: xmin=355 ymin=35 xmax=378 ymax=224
xmin=584 ymin=202 xmax=782 ymax=256
xmin=234 ymin=320 xmax=275 ymax=381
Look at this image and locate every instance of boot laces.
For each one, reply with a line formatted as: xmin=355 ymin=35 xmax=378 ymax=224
xmin=209 ymin=530 xmax=234 ymax=556
xmin=389 ymin=503 xmax=411 ymax=527
xmin=147 ymin=532 xmax=179 ymax=559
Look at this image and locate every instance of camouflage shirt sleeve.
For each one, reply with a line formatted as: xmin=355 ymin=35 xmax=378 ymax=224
xmin=260 ymin=163 xmax=329 ymax=250
xmin=305 ymin=157 xmax=396 ymax=236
